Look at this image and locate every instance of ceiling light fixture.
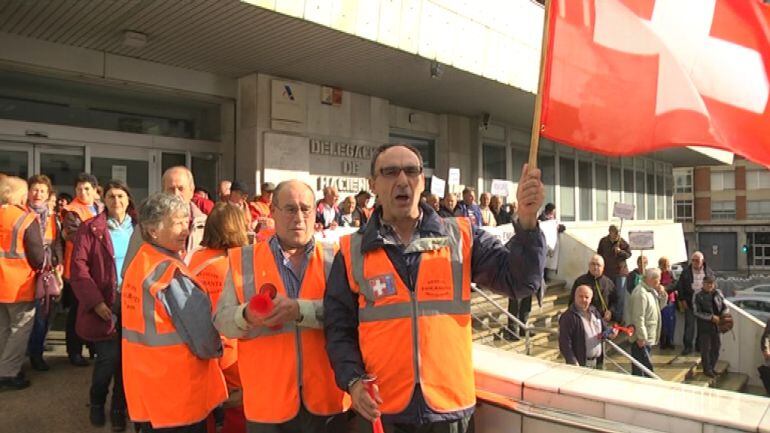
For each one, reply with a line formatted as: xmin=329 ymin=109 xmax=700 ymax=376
xmin=122 ymin=30 xmax=148 ymax=48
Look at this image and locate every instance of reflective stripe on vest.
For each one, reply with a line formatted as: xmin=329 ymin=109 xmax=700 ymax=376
xmin=0 ymin=206 xmax=38 ymax=303
xmin=349 ymin=218 xmax=469 ymax=322
xmin=122 ymin=259 xmax=183 ymax=347
xmin=229 ymin=241 xmax=348 ymax=423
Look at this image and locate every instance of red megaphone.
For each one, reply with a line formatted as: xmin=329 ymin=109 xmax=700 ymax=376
xmin=362 ymin=376 xmax=384 ymax=433
xmin=248 ymin=284 xmax=281 ymax=330
xmin=613 ymin=324 xmax=635 ymax=336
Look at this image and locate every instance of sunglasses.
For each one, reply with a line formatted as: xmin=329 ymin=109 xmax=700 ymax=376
xmin=378 ymin=165 xmax=423 ymax=178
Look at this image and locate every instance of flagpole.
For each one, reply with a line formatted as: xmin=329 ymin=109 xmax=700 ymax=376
xmin=528 ymin=0 xmax=553 ymax=170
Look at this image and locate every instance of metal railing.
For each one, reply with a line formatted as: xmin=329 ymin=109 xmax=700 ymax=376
xmin=472 ymin=284 xmax=662 ymax=380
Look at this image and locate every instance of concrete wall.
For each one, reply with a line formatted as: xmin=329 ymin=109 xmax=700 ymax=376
xmin=721 ymin=300 xmax=767 ymax=388
xmin=474 ymin=345 xmax=770 ymax=433
xmin=235 ymin=72 xmax=478 ymax=197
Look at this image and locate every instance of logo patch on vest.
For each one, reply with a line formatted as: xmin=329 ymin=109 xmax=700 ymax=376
xmin=368 ymin=274 xmax=397 ymax=300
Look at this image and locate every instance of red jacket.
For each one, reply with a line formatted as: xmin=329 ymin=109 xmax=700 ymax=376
xmin=70 ymin=213 xmax=135 ymax=342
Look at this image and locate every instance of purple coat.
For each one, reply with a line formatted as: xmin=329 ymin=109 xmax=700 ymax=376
xmin=70 ymin=213 xmax=133 ymax=342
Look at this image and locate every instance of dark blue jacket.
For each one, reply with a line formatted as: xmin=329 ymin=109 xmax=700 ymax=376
xmin=323 ymin=203 xmax=546 ymax=424
xmin=454 ymin=202 xmax=483 ymax=228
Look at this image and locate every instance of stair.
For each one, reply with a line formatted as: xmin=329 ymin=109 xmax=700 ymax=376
xmin=472 ymin=279 xmax=755 ymax=396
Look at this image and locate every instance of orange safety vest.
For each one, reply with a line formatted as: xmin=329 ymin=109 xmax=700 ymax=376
xmin=62 ymin=200 xmax=96 ymax=280
xmin=0 ymin=205 xmax=38 ymax=303
xmin=340 ymin=217 xmax=475 ymax=415
xmin=229 ymin=241 xmax=350 ymax=423
xmin=188 ymin=247 xmax=240 ymax=387
xmin=26 ymin=207 xmax=58 ymax=246
xmin=122 ymin=243 xmax=227 ymax=428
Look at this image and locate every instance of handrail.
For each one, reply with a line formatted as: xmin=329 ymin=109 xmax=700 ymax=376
xmin=472 ymin=283 xmax=663 ymax=380
xmin=472 ymin=284 xmax=536 ymax=354
xmin=603 ymin=339 xmax=663 ymax=380
xmin=470 ymin=311 xmax=526 ymax=354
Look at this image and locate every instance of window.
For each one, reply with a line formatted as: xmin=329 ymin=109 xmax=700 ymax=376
xmin=596 ymin=162 xmax=609 ymax=220
xmin=560 ymin=156 xmax=576 ymax=221
xmin=636 ymin=170 xmax=646 ymax=219
xmin=610 ymin=166 xmax=621 ymax=212
xmin=711 ymin=200 xmax=736 ymax=220
xmin=665 ymin=174 xmax=674 ymax=219
xmin=656 ymin=173 xmax=665 ymax=219
xmin=747 ymin=171 xmax=770 ymax=190
xmin=389 ymin=134 xmax=435 ymax=169
xmin=539 ymin=153 xmax=556 ymax=207
xmin=482 ymin=143 xmax=506 ymax=193
xmin=710 ymin=171 xmax=735 ymax=191
xmin=647 ymin=172 xmax=655 ymax=220
xmin=675 ymin=200 xmax=693 ymax=222
xmin=579 ymin=160 xmax=593 ymax=221
xmin=748 ymin=201 xmax=770 ymax=219
xmin=675 ymin=170 xmax=692 ymax=193
xmin=623 ymin=167 xmax=635 ymax=208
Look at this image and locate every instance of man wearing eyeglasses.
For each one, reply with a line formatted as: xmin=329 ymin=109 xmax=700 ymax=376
xmin=324 ymin=143 xmax=546 ymax=433
xmin=215 ymin=180 xmax=350 ymax=433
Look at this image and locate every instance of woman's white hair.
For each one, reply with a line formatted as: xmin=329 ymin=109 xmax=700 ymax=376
xmin=644 ymin=267 xmax=661 ymax=280
xmin=138 ymin=192 xmax=190 ymax=241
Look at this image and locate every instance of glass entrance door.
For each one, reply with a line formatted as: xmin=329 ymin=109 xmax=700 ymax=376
xmin=90 ymin=145 xmax=151 ymax=203
xmin=34 ymin=145 xmax=85 ymax=198
xmin=0 ymin=142 xmax=33 ymax=179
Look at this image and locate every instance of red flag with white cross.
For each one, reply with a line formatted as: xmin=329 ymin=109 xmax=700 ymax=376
xmin=539 ymin=0 xmax=770 ymax=167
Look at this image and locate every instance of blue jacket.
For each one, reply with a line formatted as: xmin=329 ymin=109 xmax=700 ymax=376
xmin=454 ymin=202 xmax=483 ymax=228
xmin=323 ymin=203 xmax=546 ymax=424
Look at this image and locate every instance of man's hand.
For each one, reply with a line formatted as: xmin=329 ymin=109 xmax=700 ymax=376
xmin=603 ymin=310 xmax=612 ymax=322
xmin=610 ymin=328 xmax=619 ymax=339
xmin=763 ymin=350 xmax=770 ymax=361
xmin=516 ymin=163 xmax=545 ymax=230
xmin=262 ymin=295 xmax=300 ymax=328
xmin=350 ymin=380 xmax=382 ymax=422
xmin=244 ymin=304 xmax=266 ymax=327
xmin=636 ymin=338 xmax=646 ymax=348
xmin=711 ymin=315 xmax=720 ymax=325
xmin=93 ymin=302 xmax=112 ymax=322
xmin=329 ymin=221 xmax=339 ymax=230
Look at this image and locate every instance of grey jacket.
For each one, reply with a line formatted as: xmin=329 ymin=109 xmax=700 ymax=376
xmin=628 ymin=282 xmax=667 ymax=345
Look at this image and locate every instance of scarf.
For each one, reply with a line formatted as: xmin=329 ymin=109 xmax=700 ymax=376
xmin=28 ymin=202 xmax=50 ymax=240
xmin=107 ymin=214 xmax=133 ymax=231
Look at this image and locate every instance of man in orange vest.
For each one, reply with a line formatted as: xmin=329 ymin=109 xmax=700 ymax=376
xmin=249 ymin=181 xmax=275 ymax=239
xmin=323 ymin=144 xmax=546 ymax=432
xmin=215 ymin=180 xmax=350 ymax=433
xmin=62 ymin=172 xmax=102 ymax=367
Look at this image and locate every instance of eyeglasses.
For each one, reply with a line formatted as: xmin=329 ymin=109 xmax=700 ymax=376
xmin=275 ymin=205 xmax=313 ymax=218
xmin=378 ymin=165 xmax=423 ymax=178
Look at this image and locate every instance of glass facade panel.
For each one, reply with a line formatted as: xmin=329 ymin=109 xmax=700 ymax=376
xmin=482 ymin=143 xmax=507 ymax=193
xmin=636 ymin=171 xmax=645 ymax=219
xmin=539 ymin=153 xmax=556 ymax=207
xmin=560 ymin=157 xmax=575 ymax=221
xmin=647 ymin=172 xmax=655 ymax=220
xmin=579 ymin=160 xmax=592 ymax=221
xmin=91 ymin=158 xmax=150 ymax=203
xmin=596 ymin=162 xmax=609 ymax=221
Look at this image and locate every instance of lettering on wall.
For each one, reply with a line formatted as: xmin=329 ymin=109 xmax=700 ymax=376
xmin=309 ymin=138 xmax=379 ymax=176
xmin=318 ymin=176 xmax=369 ymax=193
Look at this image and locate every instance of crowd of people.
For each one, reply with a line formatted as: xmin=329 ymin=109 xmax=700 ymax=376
xmin=0 ymin=142 xmax=547 ymax=433
xmin=559 ymin=226 xmax=733 ymax=379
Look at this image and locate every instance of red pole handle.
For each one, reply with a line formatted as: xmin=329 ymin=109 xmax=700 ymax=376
xmin=362 ymin=377 xmax=384 ymax=433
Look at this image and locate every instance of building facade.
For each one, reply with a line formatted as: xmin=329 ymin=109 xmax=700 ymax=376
xmin=0 ymin=0 xmax=731 ymax=273
xmin=675 ymin=158 xmax=770 ymax=272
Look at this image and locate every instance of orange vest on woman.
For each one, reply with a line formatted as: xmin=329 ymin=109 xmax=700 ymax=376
xmin=0 ymin=205 xmax=38 ymax=303
xmin=228 ymin=241 xmax=350 ymax=423
xmin=339 ymin=217 xmax=475 ymax=415
xmin=122 ymin=243 xmax=227 ymax=428
xmin=62 ymin=200 xmax=96 ymax=279
xmin=188 ymin=247 xmax=240 ymax=387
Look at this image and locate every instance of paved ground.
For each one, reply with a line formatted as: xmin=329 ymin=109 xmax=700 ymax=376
xmin=0 ymin=330 xmax=115 ymax=433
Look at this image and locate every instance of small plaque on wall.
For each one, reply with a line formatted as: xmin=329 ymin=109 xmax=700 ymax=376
xmin=271 ymin=80 xmax=306 ymax=124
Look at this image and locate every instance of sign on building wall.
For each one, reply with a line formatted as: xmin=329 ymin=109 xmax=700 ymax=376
xmin=271 ymin=79 xmax=306 ymax=124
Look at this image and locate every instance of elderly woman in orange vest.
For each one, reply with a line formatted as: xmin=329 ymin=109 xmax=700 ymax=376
xmin=0 ymin=176 xmax=45 ymax=391
xmin=188 ymin=202 xmax=249 ymax=433
xmin=122 ymin=192 xmax=227 ymax=433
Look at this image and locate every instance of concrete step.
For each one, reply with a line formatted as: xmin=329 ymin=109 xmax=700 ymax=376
xmin=745 ymin=384 xmax=767 ymax=397
xmin=685 ymin=360 xmax=729 ymax=386
xmin=715 ymin=372 xmax=749 ymax=393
